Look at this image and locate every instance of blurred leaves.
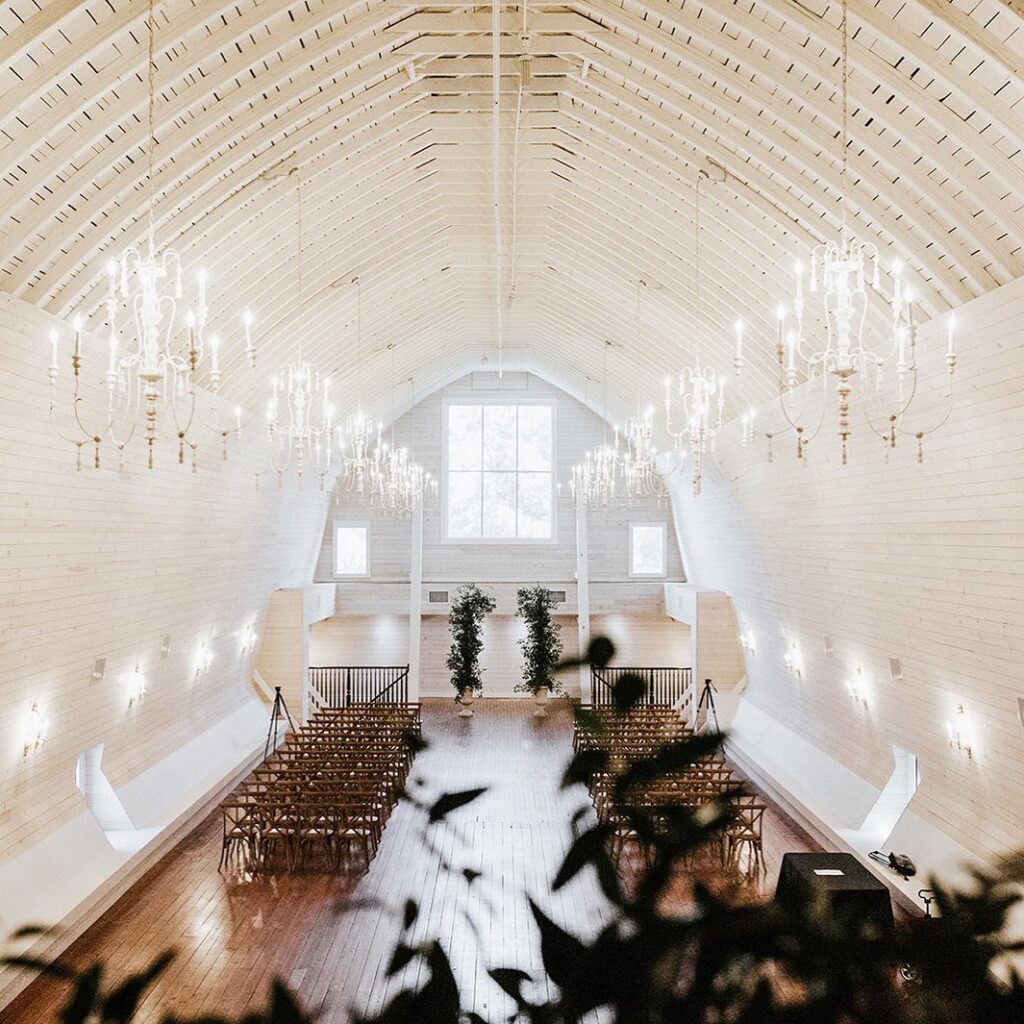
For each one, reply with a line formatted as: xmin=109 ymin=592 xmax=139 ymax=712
xmin=427 ymin=787 xmax=488 ymax=824
xmin=10 ymin=638 xmax=1024 ymax=1024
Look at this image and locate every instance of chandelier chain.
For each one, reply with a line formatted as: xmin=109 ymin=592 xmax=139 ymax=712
xmin=694 ymin=172 xmax=704 ymax=364
xmin=356 ymin=277 xmax=364 ymax=406
xmin=146 ymin=0 xmax=157 ymax=250
xmin=840 ymin=0 xmax=849 ymax=227
xmin=295 ymin=175 xmax=305 ymax=360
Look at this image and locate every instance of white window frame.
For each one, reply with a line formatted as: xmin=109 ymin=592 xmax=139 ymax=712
xmin=333 ymin=521 xmax=370 ymax=578
xmin=442 ymin=395 xmax=557 ymax=545
xmin=628 ymin=522 xmax=668 ymax=578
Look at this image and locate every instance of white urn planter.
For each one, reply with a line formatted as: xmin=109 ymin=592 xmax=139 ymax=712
xmin=458 ymin=688 xmax=476 ymax=717
xmin=533 ymin=685 xmax=551 ymax=717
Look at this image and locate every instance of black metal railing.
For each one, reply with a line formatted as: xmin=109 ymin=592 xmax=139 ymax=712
xmin=309 ymin=665 xmax=410 ymax=707
xmin=591 ymin=666 xmax=691 ymax=707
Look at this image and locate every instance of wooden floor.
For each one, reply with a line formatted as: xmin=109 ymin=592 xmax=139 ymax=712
xmin=4 ymin=699 xmax=819 ymax=1023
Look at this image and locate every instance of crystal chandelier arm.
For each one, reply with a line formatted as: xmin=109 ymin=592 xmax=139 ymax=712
xmin=162 ymin=249 xmax=183 ymax=300
xmin=267 ymin=426 xmax=293 ymax=474
xmin=867 ymin=359 xmax=956 ymax=451
xmin=167 ymin=371 xmax=200 ymax=444
xmin=775 ymin=374 xmax=829 ymax=450
xmin=60 ymin=348 xmax=137 ymax=453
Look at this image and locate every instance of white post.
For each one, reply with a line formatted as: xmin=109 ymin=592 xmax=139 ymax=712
xmin=691 ymin=596 xmax=704 ymax=729
xmin=408 ymin=493 xmax=424 ymax=701
xmin=575 ymin=499 xmax=591 ymax=703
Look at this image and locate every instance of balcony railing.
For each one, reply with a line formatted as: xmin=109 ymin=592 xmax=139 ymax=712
xmin=590 ymin=666 xmax=691 ymax=707
xmin=309 ymin=665 xmax=410 ymax=707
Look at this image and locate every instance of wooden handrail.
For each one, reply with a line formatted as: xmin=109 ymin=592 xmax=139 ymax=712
xmin=309 ymin=665 xmax=410 ymax=707
xmin=591 ymin=666 xmax=691 ymax=707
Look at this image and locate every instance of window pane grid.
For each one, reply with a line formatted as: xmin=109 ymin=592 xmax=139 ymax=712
xmin=446 ymin=404 xmax=552 ymax=540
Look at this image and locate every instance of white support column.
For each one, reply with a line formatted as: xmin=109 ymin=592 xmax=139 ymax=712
xmin=575 ymin=499 xmax=591 ymax=702
xmin=408 ymin=493 xmax=424 ymax=701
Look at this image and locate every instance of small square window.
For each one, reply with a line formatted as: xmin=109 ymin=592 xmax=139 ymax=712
xmin=629 ymin=523 xmax=667 ymax=578
xmin=334 ymin=524 xmax=369 ymax=577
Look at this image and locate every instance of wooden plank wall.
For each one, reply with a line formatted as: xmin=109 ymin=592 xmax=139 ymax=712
xmin=309 ymin=611 xmax=691 ymax=699
xmin=667 ymin=276 xmax=1024 ymax=865
xmin=315 ymin=372 xmax=684 ymax=585
xmin=0 ymin=293 xmax=332 ymax=868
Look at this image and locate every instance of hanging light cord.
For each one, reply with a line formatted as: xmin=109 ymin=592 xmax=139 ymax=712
xmin=840 ymin=0 xmax=850 ymax=228
xmin=356 ymin=278 xmax=364 ymax=409
xmin=295 ymin=177 xmax=304 ymax=361
xmin=145 ymin=0 xmax=157 ymax=252
xmin=694 ymin=171 xmax=706 ymax=368
xmin=390 ymin=343 xmax=397 ymax=445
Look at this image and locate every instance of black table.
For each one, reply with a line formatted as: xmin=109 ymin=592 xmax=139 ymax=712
xmin=775 ymin=853 xmax=894 ymax=932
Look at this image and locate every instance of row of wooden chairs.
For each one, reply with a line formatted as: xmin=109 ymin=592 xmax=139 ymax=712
xmin=574 ymin=706 xmax=766 ymax=882
xmin=219 ymin=702 xmax=421 ymax=876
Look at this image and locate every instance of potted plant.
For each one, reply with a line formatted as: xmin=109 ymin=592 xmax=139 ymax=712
xmin=515 ymin=585 xmax=564 ymax=716
xmin=447 ymin=583 xmax=496 ymax=716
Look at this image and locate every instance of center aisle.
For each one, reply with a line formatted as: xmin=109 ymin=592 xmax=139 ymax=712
xmin=301 ymin=697 xmax=609 ymax=1022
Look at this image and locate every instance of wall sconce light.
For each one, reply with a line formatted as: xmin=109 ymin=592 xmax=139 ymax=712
xmin=194 ymin=639 xmax=214 ymax=678
xmin=947 ymin=704 xmax=973 ymax=760
xmin=739 ymin=629 xmax=756 ymax=655
xmin=23 ymin=701 xmax=48 ymax=756
xmin=783 ymin=640 xmax=802 ymax=679
xmin=846 ymin=666 xmax=869 ymax=709
xmin=127 ymin=664 xmax=146 ymax=708
xmin=90 ymin=657 xmax=106 ymax=684
xmin=240 ymin=621 xmax=258 ymax=656
xmin=160 ymin=634 xmax=173 ymax=659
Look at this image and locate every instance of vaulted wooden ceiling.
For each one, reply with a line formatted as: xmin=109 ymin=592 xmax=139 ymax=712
xmin=1 ymin=0 xmax=1021 ymax=423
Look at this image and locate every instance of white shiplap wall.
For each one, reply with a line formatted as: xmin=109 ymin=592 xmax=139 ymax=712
xmin=315 ymin=372 xmax=685 ymax=584
xmin=0 ymin=293 xmax=331 ymax=867
xmin=668 ymin=276 xmax=1024 ymax=865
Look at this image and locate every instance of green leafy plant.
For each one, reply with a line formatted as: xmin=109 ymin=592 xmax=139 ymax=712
xmin=446 ymin=583 xmax=496 ymax=701
xmin=514 ymin=585 xmax=563 ymax=696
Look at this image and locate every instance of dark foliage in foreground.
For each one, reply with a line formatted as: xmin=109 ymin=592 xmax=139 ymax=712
xmin=6 ymin=638 xmax=1024 ymax=1023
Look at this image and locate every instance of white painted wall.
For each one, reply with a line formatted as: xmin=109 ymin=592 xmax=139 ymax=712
xmin=0 ymin=293 xmax=332 ymax=871
xmin=667 ymin=275 xmax=1024 ymax=872
xmin=309 ymin=608 xmax=690 ymax=699
xmin=316 ymin=371 xmax=685 ymax=585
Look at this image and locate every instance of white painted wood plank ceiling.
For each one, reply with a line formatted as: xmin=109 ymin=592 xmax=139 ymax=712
xmin=0 ymin=0 xmax=1020 ymax=423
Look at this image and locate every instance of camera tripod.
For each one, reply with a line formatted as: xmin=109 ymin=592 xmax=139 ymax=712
xmin=264 ymin=685 xmax=297 ymax=760
xmin=696 ymin=677 xmax=720 ymax=734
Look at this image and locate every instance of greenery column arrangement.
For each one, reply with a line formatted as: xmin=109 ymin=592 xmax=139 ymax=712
xmin=516 ymin=585 xmax=564 ymax=716
xmin=447 ymin=583 xmax=496 ymax=716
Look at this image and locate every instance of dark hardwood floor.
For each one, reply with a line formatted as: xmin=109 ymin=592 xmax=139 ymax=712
xmin=3 ymin=699 xmax=819 ymax=1023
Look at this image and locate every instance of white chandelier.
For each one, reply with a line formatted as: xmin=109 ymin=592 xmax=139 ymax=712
xmin=621 ymin=404 xmax=663 ymax=502
xmin=370 ymin=346 xmax=432 ymax=517
xmin=339 ymin=278 xmax=380 ymax=494
xmin=620 ymin=282 xmax=667 ymax=504
xmin=663 ymin=171 xmax=741 ymax=495
xmin=772 ymin=0 xmax=956 ymax=465
xmin=368 ymin=442 xmax=435 ymax=518
xmin=48 ymin=0 xmax=254 ymax=471
xmin=266 ymin=175 xmax=335 ymax=487
xmin=570 ymin=341 xmax=622 ymax=509
xmin=267 ymin=361 xmax=335 ymax=485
